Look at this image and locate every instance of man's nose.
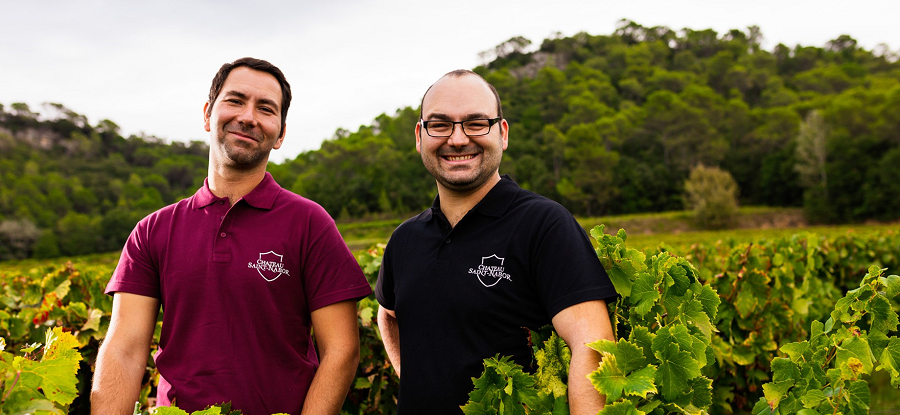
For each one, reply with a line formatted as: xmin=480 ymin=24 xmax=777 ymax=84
xmin=236 ymin=105 xmax=257 ymax=125
xmin=446 ymin=124 xmax=470 ymax=147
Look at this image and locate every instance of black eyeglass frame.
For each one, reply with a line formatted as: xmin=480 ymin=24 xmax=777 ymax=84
xmin=420 ymin=117 xmax=502 ymax=137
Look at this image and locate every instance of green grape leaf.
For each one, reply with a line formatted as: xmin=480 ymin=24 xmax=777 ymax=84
xmin=628 ymin=326 xmax=656 ymax=363
xmin=12 ymin=328 xmax=84 ymax=406
xmin=780 ymin=341 xmax=810 ymax=363
xmin=696 ymin=284 xmax=720 ymax=321
xmin=52 ymin=279 xmax=72 ymax=301
xmin=867 ymin=294 xmax=898 ymax=335
xmin=845 ymin=380 xmax=870 ymax=415
xmin=78 ymin=308 xmax=103 ymax=332
xmin=651 ymin=325 xmax=693 ymax=356
xmin=654 ymin=343 xmax=701 ymax=400
xmin=589 ymin=354 xmax=657 ymax=401
xmin=653 ymin=324 xmax=706 ymax=368
xmin=762 ymin=379 xmax=794 ymax=408
xmin=617 ymin=340 xmax=649 ymax=374
xmin=534 ymin=332 xmax=571 ymax=398
xmin=879 ymin=274 xmax=900 ymax=299
xmin=44 ymin=327 xmax=81 ymax=361
xmin=800 ymin=389 xmax=826 ymax=408
xmin=629 ymin=272 xmax=660 ymax=316
xmin=835 ymin=337 xmax=874 ymax=379
xmin=1 ymin=397 xmax=63 ymax=415
xmin=464 ymin=355 xmax=537 ymax=415
xmin=682 ymin=299 xmax=716 ymax=338
xmin=665 ymin=262 xmax=690 ymax=297
xmin=607 ymin=266 xmax=633 ymax=297
xmin=599 ymin=400 xmax=645 ymax=415
xmin=153 ymin=407 xmax=191 ymax=415
xmin=876 ymin=338 xmax=900 ymax=387
xmin=770 ymin=358 xmax=800 ymax=383
xmin=734 ymin=289 xmax=758 ymax=318
xmin=688 ymin=376 xmax=713 ymax=409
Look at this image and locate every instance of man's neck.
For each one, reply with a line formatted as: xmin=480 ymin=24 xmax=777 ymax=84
xmin=437 ymin=173 xmax=502 ymax=228
xmin=207 ymin=163 xmax=268 ymax=206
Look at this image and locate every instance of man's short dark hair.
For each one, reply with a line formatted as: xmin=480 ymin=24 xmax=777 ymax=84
xmin=419 ymin=69 xmax=503 ymax=120
xmin=207 ymin=57 xmax=292 ymax=138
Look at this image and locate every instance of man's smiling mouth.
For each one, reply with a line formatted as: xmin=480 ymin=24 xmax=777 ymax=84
xmin=444 ymin=155 xmax=475 ymax=161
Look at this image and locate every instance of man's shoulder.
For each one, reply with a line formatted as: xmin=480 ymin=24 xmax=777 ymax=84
xmin=509 ymin=187 xmax=574 ymax=221
xmin=391 ymin=209 xmax=431 ymax=234
xmin=138 ymin=196 xmax=195 ymax=226
xmin=272 ymin=189 xmax=333 ymax=221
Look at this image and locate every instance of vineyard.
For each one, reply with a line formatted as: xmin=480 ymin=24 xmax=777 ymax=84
xmin=0 ymin=226 xmax=897 ymax=414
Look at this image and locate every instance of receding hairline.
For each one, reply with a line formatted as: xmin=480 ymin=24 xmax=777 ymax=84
xmin=419 ymin=70 xmax=503 ymax=119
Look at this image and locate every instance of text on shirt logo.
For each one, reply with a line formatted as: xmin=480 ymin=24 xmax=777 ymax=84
xmin=248 ymin=251 xmax=291 ymax=282
xmin=468 ymin=254 xmax=512 ymax=287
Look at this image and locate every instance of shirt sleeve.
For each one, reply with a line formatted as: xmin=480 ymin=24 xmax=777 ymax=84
xmin=300 ymin=209 xmax=372 ymax=312
xmin=105 ymin=217 xmax=162 ymax=298
xmin=532 ymin=208 xmax=619 ymax=318
xmin=374 ymin=237 xmax=396 ymax=310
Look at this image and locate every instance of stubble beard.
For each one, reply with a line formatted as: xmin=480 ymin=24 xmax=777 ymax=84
xmin=423 ymin=143 xmax=502 ymax=193
xmin=217 ymin=123 xmax=273 ymax=170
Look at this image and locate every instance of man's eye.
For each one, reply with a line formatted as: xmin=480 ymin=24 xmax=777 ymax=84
xmin=429 ymin=122 xmax=451 ymax=130
xmin=465 ymin=121 xmax=489 ymax=129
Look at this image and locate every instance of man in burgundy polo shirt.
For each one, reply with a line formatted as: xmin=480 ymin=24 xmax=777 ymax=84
xmin=91 ymin=57 xmax=372 ymax=415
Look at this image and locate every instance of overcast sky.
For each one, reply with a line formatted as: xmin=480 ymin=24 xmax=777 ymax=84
xmin=3 ymin=0 xmax=898 ymax=163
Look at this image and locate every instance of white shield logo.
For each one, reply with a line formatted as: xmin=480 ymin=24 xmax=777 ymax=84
xmin=477 ymin=254 xmax=505 ymax=287
xmin=257 ymin=251 xmax=284 ymax=282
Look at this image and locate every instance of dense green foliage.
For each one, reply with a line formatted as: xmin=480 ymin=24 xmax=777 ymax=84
xmin=1 ymin=227 xmax=897 ymax=414
xmin=270 ymin=21 xmax=900 ymax=222
xmin=0 ymin=104 xmax=208 ymax=260
xmin=4 ymin=22 xmax=900 ymax=261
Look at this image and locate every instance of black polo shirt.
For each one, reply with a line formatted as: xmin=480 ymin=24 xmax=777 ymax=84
xmin=376 ymin=176 xmax=617 ymax=414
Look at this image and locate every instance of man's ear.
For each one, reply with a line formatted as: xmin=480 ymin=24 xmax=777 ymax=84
xmin=274 ymin=124 xmax=286 ymax=149
xmin=203 ymin=102 xmax=211 ymax=132
xmin=500 ymin=119 xmax=509 ymax=151
xmin=414 ymin=121 xmax=423 ymax=154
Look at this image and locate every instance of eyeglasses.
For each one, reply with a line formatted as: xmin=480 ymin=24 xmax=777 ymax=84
xmin=421 ymin=118 xmax=501 ymax=137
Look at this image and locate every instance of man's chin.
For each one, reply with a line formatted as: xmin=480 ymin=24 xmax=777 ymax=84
xmin=225 ymin=149 xmax=269 ymax=170
xmin=436 ymin=174 xmax=483 ymax=192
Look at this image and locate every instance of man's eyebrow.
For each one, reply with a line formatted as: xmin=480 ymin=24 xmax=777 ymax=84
xmin=222 ymin=90 xmax=280 ymax=110
xmin=423 ymin=112 xmax=492 ymax=121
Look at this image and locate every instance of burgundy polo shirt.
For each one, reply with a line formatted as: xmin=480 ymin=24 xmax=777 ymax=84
xmin=107 ymin=172 xmax=371 ymax=415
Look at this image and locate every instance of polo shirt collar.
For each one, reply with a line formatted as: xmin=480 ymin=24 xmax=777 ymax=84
xmin=191 ymin=172 xmax=281 ymax=210
xmin=423 ymin=174 xmax=518 ymax=222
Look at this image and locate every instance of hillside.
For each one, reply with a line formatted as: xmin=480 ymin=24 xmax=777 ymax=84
xmin=3 ymin=20 xmax=900 ymax=260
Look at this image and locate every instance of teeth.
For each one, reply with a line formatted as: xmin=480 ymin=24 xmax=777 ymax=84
xmin=447 ymin=155 xmax=474 ymax=161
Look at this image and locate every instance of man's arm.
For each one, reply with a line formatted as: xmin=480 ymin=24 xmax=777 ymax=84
xmin=301 ymin=300 xmax=361 ymax=415
xmin=91 ymin=293 xmax=159 ymax=415
xmin=376 ymin=306 xmax=401 ymax=377
xmin=551 ymin=299 xmax=614 ymax=415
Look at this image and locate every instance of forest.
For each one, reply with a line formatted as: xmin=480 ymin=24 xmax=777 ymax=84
xmin=1 ymin=20 xmax=899 ymax=260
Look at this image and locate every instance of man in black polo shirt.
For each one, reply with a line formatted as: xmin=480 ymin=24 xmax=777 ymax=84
xmin=375 ymin=69 xmax=618 ymax=414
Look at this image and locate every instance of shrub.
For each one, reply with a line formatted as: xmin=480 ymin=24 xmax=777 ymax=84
xmin=683 ymin=164 xmax=739 ymax=229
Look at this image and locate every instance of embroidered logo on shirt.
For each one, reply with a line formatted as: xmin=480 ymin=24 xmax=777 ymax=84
xmin=248 ymin=251 xmax=291 ymax=282
xmin=468 ymin=254 xmax=512 ymax=287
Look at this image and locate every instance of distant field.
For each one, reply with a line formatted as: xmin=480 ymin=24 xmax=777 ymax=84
xmin=3 ymin=207 xmax=896 ymax=269
xmin=337 ymin=206 xmax=898 ymax=255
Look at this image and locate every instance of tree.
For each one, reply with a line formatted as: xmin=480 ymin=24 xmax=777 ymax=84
xmin=684 ymin=165 xmax=739 ymax=229
xmin=0 ymin=218 xmax=41 ymax=259
xmin=794 ymin=110 xmax=828 ymax=195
